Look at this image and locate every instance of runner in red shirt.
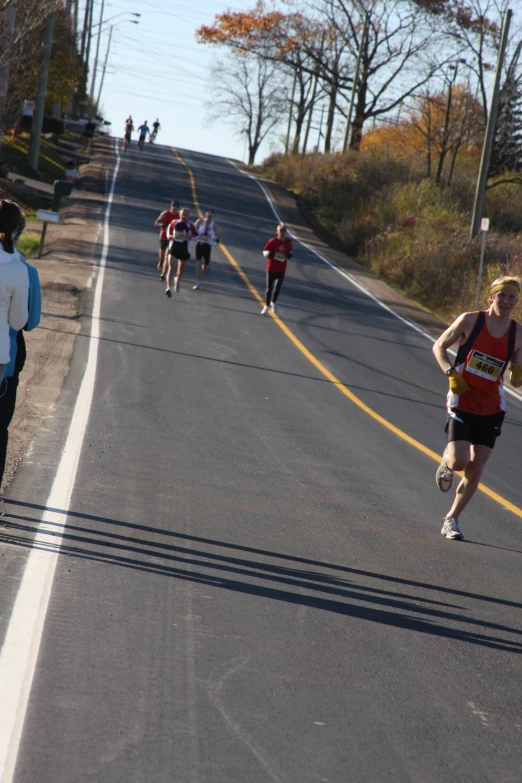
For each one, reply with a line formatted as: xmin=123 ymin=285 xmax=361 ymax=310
xmin=261 ymin=223 xmax=293 ymax=315
xmin=432 ymin=276 xmax=522 ymax=540
xmin=164 ymin=207 xmax=199 ymax=297
xmin=154 ymin=200 xmax=179 ymax=279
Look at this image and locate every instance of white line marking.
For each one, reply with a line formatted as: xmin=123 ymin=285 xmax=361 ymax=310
xmin=0 ymin=142 xmax=121 ymax=783
xmin=230 ymin=160 xmax=522 ymax=405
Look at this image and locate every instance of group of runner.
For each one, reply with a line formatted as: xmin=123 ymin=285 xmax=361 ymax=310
xmin=123 ymin=117 xmax=161 ymax=150
xmin=154 ymin=202 xmax=221 ymax=296
xmin=154 ymin=200 xmax=522 ymax=545
xmin=153 ymin=200 xmax=292 ymax=310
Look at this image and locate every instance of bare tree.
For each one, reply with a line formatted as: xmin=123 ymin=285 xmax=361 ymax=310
xmin=312 ymin=0 xmax=451 ymax=149
xmin=207 ymin=55 xmax=287 ymax=165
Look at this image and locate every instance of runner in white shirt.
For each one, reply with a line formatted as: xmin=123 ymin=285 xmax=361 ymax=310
xmin=193 ymin=208 xmax=220 ymax=289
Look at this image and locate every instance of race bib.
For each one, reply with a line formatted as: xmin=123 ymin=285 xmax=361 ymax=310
xmin=174 ymin=231 xmax=186 ymax=242
xmin=274 ymin=252 xmax=287 ymax=262
xmin=466 ymin=350 xmax=503 ymax=381
xmin=198 ymin=235 xmax=209 ymax=243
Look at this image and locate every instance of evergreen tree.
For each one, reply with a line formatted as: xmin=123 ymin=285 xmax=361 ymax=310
xmin=490 ymin=42 xmax=522 ymax=178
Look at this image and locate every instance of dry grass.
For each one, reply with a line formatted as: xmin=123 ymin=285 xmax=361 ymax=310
xmin=257 ymin=150 xmax=522 ymax=322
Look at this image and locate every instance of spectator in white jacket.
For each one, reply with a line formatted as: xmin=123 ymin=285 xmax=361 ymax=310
xmin=0 ymin=200 xmax=29 ymax=382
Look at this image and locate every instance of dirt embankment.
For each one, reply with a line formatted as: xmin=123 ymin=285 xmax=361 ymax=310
xmin=0 ymin=137 xmax=114 ymax=488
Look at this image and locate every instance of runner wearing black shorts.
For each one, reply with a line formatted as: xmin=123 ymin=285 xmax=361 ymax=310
xmin=193 ymin=209 xmax=220 ymax=289
xmin=432 ymin=276 xmax=522 ymax=540
xmin=165 ymin=208 xmax=199 ymax=297
xmin=154 ymin=201 xmax=179 ymax=276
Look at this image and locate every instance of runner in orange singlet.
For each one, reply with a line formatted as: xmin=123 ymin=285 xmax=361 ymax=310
xmin=432 ymin=276 xmax=522 ymax=540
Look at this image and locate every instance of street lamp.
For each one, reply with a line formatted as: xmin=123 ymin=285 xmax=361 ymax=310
xmin=91 ymin=12 xmax=140 ymax=29
xmin=96 ymin=19 xmax=139 ymax=109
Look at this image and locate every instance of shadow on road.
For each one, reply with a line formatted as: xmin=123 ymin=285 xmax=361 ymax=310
xmin=2 ymin=499 xmax=522 ymax=656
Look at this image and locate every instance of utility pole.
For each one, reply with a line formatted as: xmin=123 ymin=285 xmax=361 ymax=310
xmin=96 ymin=25 xmax=112 ymax=107
xmin=28 ymin=10 xmax=56 ymax=171
xmin=80 ymin=0 xmax=92 ymax=63
xmin=73 ymin=0 xmax=79 ymax=35
xmin=89 ymin=0 xmax=105 ymax=116
xmin=342 ymin=12 xmax=369 ymax=153
xmin=0 ymin=0 xmax=20 ymax=151
xmin=470 ymin=8 xmax=512 ymax=238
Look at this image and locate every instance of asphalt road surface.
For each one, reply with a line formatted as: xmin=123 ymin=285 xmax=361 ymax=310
xmin=1 ymin=141 xmax=521 ymax=783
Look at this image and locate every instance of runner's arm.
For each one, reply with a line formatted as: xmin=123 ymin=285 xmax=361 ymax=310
xmin=433 ymin=313 xmax=474 ymax=373
xmin=155 ymin=211 xmax=168 ymax=227
xmin=213 ymin=222 xmax=220 ymax=243
xmin=263 ymin=238 xmax=275 ymax=258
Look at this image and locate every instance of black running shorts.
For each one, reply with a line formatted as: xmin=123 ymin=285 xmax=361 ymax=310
xmin=196 ymin=243 xmax=211 ymax=264
xmin=160 ymin=239 xmax=169 ymax=251
xmin=169 ymin=242 xmax=190 ymax=262
xmin=445 ymin=408 xmax=505 ymax=449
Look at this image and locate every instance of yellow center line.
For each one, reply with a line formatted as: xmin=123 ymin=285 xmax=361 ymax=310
xmin=172 ymin=147 xmax=522 ymax=521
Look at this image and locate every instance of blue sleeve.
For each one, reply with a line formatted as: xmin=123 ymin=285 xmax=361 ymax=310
xmin=5 ymin=329 xmax=18 ymax=377
xmin=25 ymin=265 xmax=41 ymax=331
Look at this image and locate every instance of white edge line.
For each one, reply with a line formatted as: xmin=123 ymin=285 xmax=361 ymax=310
xmin=229 ymin=160 xmax=522 ymax=405
xmin=0 ymin=141 xmax=121 ymax=783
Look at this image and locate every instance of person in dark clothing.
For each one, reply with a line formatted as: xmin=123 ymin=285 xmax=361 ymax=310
xmin=0 ymin=260 xmax=40 ymax=512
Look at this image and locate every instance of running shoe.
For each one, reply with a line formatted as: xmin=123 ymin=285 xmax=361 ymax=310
xmin=193 ymin=282 xmax=201 ymax=290
xmin=174 ymin=278 xmax=180 ymax=292
xmin=270 ymin=302 xmax=278 ymax=314
xmin=261 ymin=305 xmax=269 ymax=315
xmin=160 ymin=273 xmax=165 ymax=281
xmin=441 ymin=516 xmax=463 ymax=540
xmin=435 ymin=458 xmax=453 ymax=492
xmin=165 ymin=288 xmax=172 ymax=298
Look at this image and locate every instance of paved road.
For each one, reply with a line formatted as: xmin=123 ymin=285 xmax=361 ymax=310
xmin=1 ymin=142 xmax=521 ymax=782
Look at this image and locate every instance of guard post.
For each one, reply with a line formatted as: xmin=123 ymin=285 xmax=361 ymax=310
xmin=36 ymin=209 xmax=60 ymax=258
xmin=36 ymin=180 xmax=73 ymax=259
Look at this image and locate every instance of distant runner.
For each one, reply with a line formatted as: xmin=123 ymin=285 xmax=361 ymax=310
xmin=154 ymin=200 xmax=180 ymax=278
xmin=433 ymin=276 xmax=522 ymax=540
xmin=137 ymin=121 xmax=150 ymax=150
xmin=165 ymin=208 xmax=199 ymax=297
xmin=261 ymin=223 xmax=292 ymax=315
xmin=150 ymin=119 xmax=161 ymax=143
xmin=123 ymin=118 xmax=133 ymax=150
xmin=193 ymin=208 xmax=220 ymax=289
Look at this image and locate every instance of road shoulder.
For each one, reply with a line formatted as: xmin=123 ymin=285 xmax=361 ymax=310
xmin=1 ymin=139 xmax=114 ymax=489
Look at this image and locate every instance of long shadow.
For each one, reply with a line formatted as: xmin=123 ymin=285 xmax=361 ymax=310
xmin=36 ymin=325 xmax=445 ymax=409
xmin=2 ymin=502 xmax=521 ymax=655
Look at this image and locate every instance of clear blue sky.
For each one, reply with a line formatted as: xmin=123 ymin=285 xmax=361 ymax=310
xmin=80 ymin=0 xmax=284 ymax=162
xmin=80 ymin=1 xmax=521 ymax=162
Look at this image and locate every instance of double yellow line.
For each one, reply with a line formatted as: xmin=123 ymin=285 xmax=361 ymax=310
xmin=172 ymin=147 xmax=522 ymax=521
